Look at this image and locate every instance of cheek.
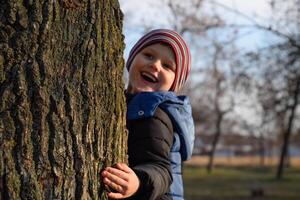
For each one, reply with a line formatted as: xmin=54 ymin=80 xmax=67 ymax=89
xmin=128 ymin=65 xmax=137 ymax=78
xmin=163 ymin=72 xmax=175 ymax=89
xmin=128 ymin=59 xmax=141 ymax=76
xmin=168 ymin=72 xmax=176 ymax=84
xmin=128 ymin=67 xmax=141 ymax=86
xmin=128 ymin=71 xmax=136 ymax=85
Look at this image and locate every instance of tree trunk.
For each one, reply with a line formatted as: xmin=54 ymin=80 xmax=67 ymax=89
xmin=259 ymin=131 xmax=265 ymax=166
xmin=207 ymin=114 xmax=222 ymax=173
xmin=276 ymin=77 xmax=300 ymax=179
xmin=0 ymin=0 xmax=127 ymax=199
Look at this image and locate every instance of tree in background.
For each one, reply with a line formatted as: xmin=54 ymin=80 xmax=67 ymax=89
xmin=266 ymin=0 xmax=300 ymax=180
xmin=0 ymin=0 xmax=126 ymax=199
xmin=236 ymin=0 xmax=300 ymax=179
xmin=196 ymin=42 xmax=235 ymax=173
xmin=210 ymin=0 xmax=300 ymax=178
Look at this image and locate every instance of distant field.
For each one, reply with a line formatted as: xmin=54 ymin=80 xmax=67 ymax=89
xmin=183 ymin=163 xmax=300 ymax=200
xmin=186 ymin=155 xmax=300 ymax=167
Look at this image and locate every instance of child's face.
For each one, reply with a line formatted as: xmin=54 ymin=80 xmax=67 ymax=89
xmin=127 ymin=43 xmax=176 ymax=94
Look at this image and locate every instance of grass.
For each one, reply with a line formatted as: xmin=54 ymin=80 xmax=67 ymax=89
xmin=183 ymin=165 xmax=300 ymax=200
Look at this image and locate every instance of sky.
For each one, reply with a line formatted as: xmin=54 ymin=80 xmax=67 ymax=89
xmin=119 ymin=0 xmax=273 ymax=56
xmin=119 ymin=0 xmax=272 ymax=24
xmin=213 ymin=0 xmax=272 ymax=22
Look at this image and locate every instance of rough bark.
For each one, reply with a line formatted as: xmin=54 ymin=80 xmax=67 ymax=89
xmin=0 ymin=0 xmax=127 ymax=199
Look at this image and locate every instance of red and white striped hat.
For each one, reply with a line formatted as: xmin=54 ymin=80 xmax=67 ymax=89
xmin=126 ymin=29 xmax=191 ymax=92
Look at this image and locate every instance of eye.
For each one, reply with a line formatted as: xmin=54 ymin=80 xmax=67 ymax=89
xmin=163 ymin=63 xmax=175 ymax=71
xmin=143 ymin=52 xmax=154 ymax=60
xmin=163 ymin=63 xmax=170 ymax=69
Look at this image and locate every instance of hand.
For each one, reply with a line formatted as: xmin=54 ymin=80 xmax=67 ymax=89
xmin=101 ymin=163 xmax=140 ymax=199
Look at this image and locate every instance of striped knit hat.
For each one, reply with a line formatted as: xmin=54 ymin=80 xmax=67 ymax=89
xmin=126 ymin=29 xmax=191 ymax=92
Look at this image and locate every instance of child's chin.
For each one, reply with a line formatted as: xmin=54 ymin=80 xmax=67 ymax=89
xmin=137 ymin=87 xmax=156 ymax=93
xmin=127 ymin=87 xmax=155 ymax=94
xmin=140 ymin=89 xmax=155 ymax=93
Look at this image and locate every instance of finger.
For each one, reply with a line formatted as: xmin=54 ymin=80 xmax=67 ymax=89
xmin=104 ymin=184 xmax=117 ymax=193
xmin=103 ymin=171 xmax=127 ymax=187
xmin=106 ymin=167 xmax=129 ymax=180
xmin=103 ymin=177 xmax=124 ymax=194
xmin=108 ymin=192 xmax=125 ymax=199
xmin=101 ymin=170 xmax=109 ymax=178
xmin=115 ymin=163 xmax=132 ymax=173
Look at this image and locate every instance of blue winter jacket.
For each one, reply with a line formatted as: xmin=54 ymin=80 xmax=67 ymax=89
xmin=127 ymin=91 xmax=195 ymax=200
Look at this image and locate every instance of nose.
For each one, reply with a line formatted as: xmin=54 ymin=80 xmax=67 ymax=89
xmin=149 ymin=59 xmax=162 ymax=71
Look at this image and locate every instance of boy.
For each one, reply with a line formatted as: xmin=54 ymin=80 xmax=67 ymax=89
xmin=101 ymin=29 xmax=195 ymax=200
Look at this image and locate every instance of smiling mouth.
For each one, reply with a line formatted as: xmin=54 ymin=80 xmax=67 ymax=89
xmin=141 ymin=72 xmax=158 ymax=83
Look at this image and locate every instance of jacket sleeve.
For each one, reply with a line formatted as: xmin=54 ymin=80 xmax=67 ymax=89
xmin=126 ymin=108 xmax=173 ymax=200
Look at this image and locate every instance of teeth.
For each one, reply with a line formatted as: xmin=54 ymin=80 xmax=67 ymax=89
xmin=141 ymin=72 xmax=157 ymax=83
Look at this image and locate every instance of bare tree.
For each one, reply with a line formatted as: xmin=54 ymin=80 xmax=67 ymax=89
xmin=203 ymin=43 xmax=235 ymax=172
xmin=0 ymin=0 xmax=127 ymax=199
xmin=255 ymin=0 xmax=299 ymax=180
xmin=231 ymin=0 xmax=300 ymax=179
xmin=166 ymin=0 xmax=224 ymax=34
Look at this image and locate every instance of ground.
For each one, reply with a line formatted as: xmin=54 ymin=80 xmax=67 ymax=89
xmin=183 ymin=156 xmax=300 ymax=200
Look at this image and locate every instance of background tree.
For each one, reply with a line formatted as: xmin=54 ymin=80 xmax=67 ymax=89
xmin=235 ymin=0 xmax=300 ymax=179
xmin=197 ymin=42 xmax=235 ymax=173
xmin=0 ymin=0 xmax=127 ymax=199
xmin=211 ymin=0 xmax=300 ymax=178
